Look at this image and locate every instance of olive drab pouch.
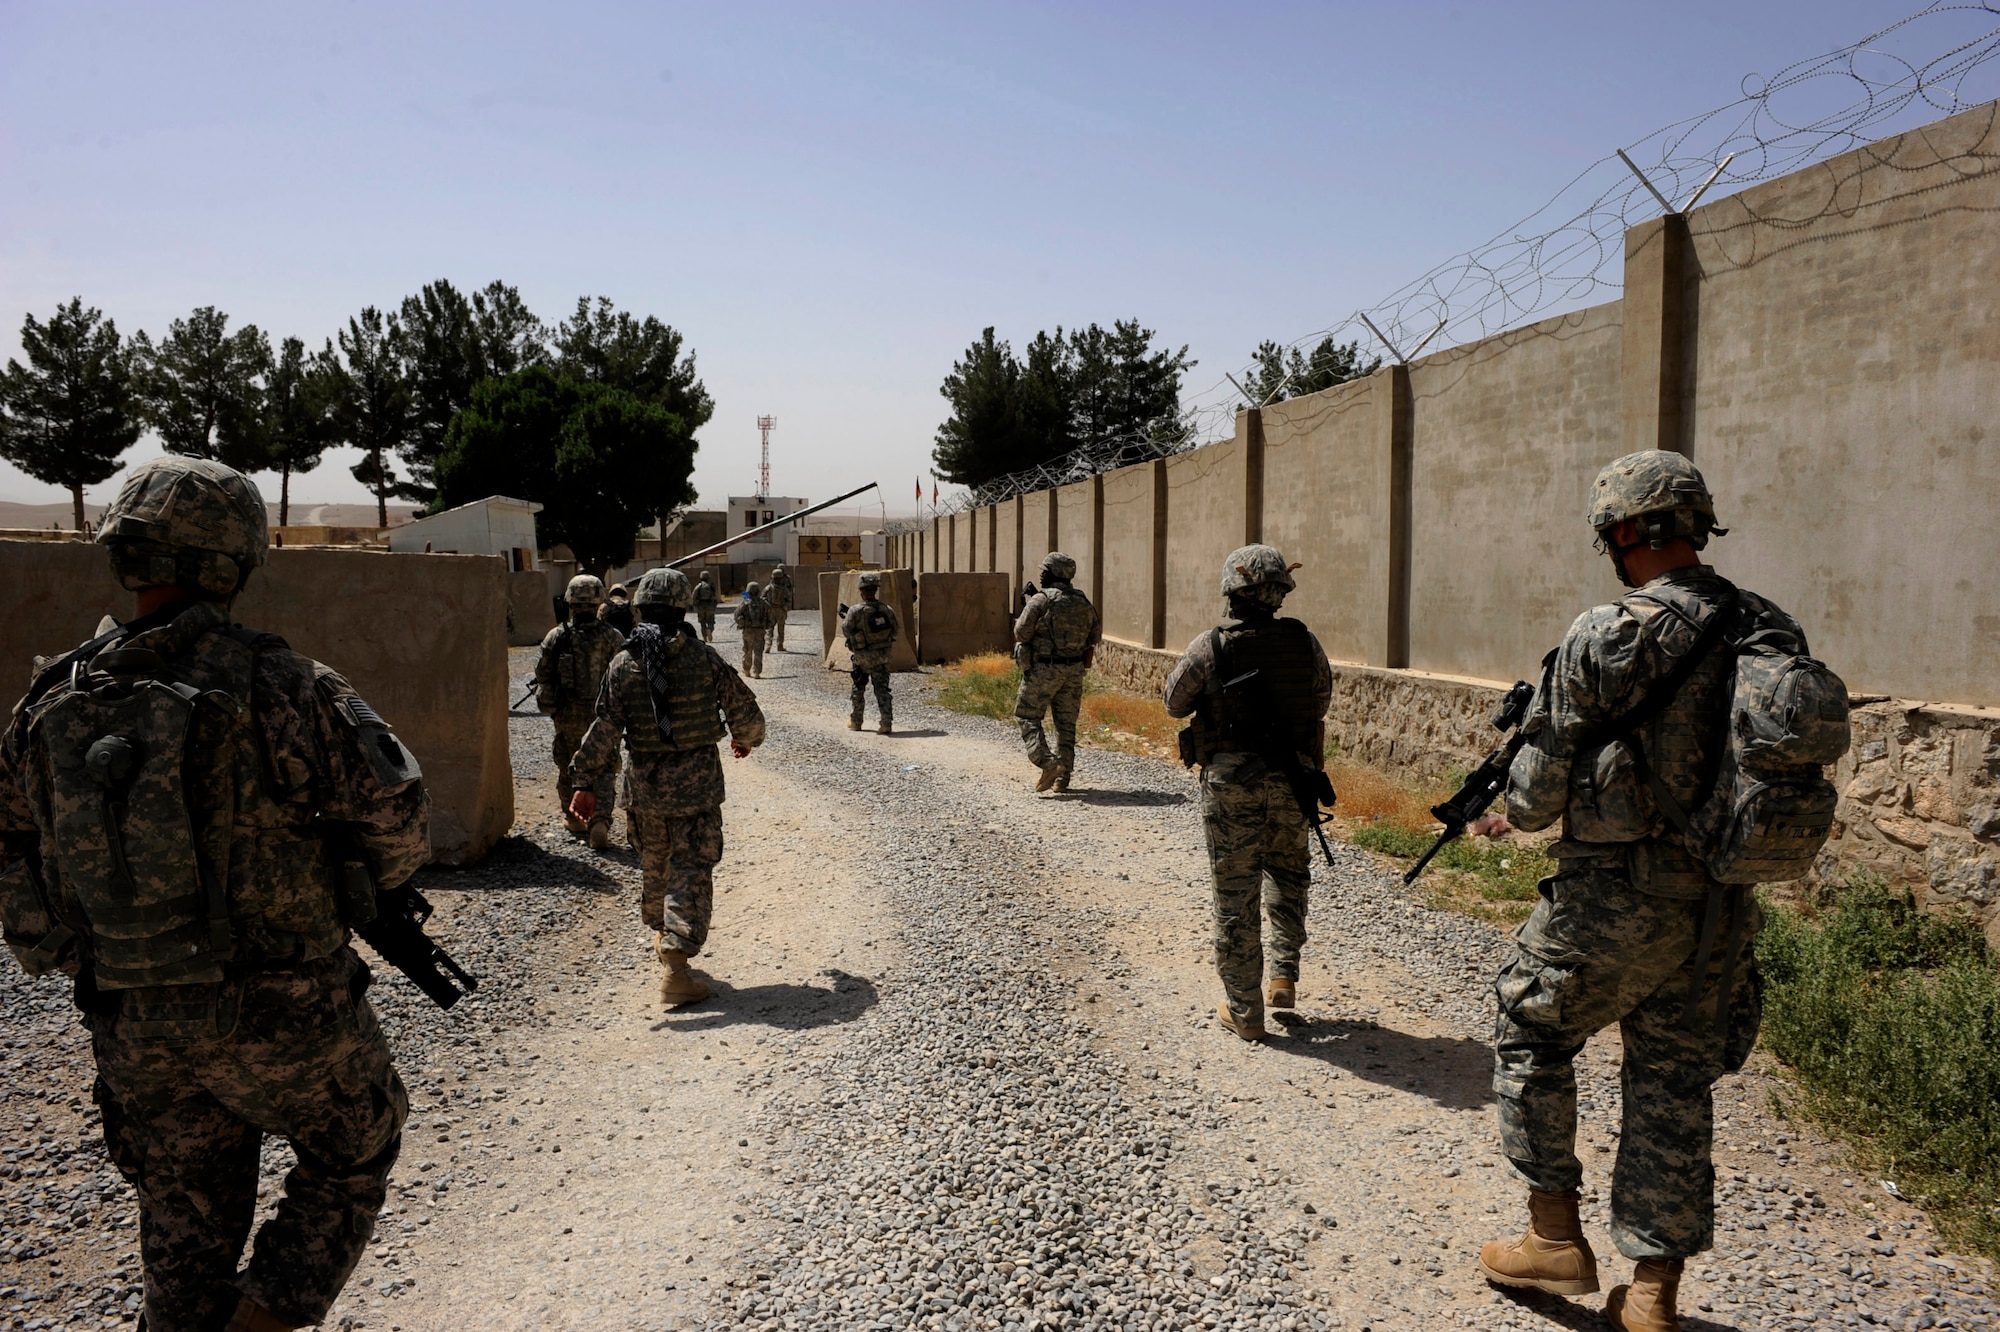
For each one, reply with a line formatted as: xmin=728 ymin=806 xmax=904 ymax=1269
xmin=0 ymin=854 xmax=76 ymax=977
xmin=1041 ymin=587 xmax=1095 ymax=660
xmin=1688 ymin=630 xmax=1849 ymax=883
xmin=26 ymin=652 xmax=240 ymax=996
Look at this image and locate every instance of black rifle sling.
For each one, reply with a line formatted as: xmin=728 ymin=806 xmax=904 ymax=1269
xmin=1587 ymin=583 xmax=1743 ymax=1034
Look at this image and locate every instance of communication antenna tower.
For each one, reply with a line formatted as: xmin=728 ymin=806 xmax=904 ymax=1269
xmin=756 ymin=415 xmax=775 ymax=497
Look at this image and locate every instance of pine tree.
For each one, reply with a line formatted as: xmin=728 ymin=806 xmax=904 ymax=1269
xmin=0 ymin=299 xmax=142 ymax=531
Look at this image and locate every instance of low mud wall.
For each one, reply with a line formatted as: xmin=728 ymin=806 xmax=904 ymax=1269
xmin=0 ymin=541 xmax=512 ymax=865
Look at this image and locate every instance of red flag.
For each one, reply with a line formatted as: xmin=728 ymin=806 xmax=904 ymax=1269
xmin=915 ymin=477 xmax=922 ymax=501
xmin=931 ymin=477 xmax=939 ymax=506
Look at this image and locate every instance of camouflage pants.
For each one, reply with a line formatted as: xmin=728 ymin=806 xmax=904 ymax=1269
xmin=850 ymin=655 xmax=893 ymax=725
xmin=1015 ymin=661 xmax=1086 ymax=772
xmin=636 ymin=803 xmax=724 ymax=954
xmin=1200 ymin=760 xmax=1310 ymax=1029
xmin=1493 ymin=865 xmax=1763 ymax=1260
xmin=697 ymin=608 xmax=716 ymax=641
xmin=741 ymin=628 xmax=767 ymax=677
xmin=92 ymin=949 xmax=407 ymax=1331
xmin=554 ymin=716 xmax=616 ymax=829
xmin=771 ymin=609 xmax=789 ymax=651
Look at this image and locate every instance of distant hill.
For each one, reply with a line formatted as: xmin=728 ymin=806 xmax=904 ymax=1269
xmin=0 ymin=500 xmax=418 ymax=532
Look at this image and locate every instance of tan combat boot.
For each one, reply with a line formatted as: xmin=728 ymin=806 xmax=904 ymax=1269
xmin=847 ymin=718 xmax=863 ymax=731
xmin=1268 ymin=978 xmax=1296 ymax=1009
xmin=658 ymin=945 xmax=711 ymax=1006
xmin=877 ymin=721 xmax=894 ymax=735
xmin=1036 ymin=762 xmax=1061 ymax=792
xmin=1606 ymin=1258 xmax=1683 ymax=1331
xmin=1051 ymin=766 xmax=1070 ymax=793
xmin=221 ymin=1297 xmax=295 ymax=1332
xmin=1216 ymin=1000 xmax=1265 ymax=1041
xmin=564 ymin=813 xmax=586 ymax=835
xmin=587 ymin=821 xmax=610 ymax=851
xmin=1477 ymin=1188 xmax=1600 ymax=1295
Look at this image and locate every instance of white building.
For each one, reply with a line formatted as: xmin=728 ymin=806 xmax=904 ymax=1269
xmin=388 ymin=495 xmax=543 ymax=570
xmin=725 ymin=495 xmax=808 ymax=564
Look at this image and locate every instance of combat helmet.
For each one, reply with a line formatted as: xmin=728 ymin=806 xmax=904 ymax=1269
xmin=1219 ymin=544 xmax=1300 ymax=598
xmin=744 ymin=580 xmax=762 ymax=598
xmin=857 ymin=572 xmax=881 ymax=591
xmin=1587 ymin=450 xmax=1726 ymax=550
xmin=633 ymin=567 xmax=695 ymax=610
xmin=96 ymin=457 xmax=268 ymax=599
xmin=1040 ymin=551 xmax=1078 ymax=583
xmin=566 ymin=574 xmax=606 ymax=607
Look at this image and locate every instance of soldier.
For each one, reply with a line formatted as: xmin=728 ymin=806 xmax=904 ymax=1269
xmin=0 ymin=458 xmax=426 ymax=1332
xmin=767 ymin=566 xmax=795 ymax=651
xmin=600 ymin=581 xmax=635 ymax=636
xmin=692 ymin=568 xmax=720 ymax=641
xmin=1012 ymin=552 xmax=1102 ymax=792
xmin=1478 ymin=451 xmax=1805 ymax=1331
xmin=566 ymin=568 xmax=765 ymax=1005
xmin=734 ymin=580 xmax=773 ymax=678
xmin=533 ymin=575 xmax=625 ymax=850
xmin=1163 ymin=545 xmax=1332 ymax=1042
xmin=842 ymin=571 xmax=899 ymax=734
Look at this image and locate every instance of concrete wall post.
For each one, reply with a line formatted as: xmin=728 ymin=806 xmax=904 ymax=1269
xmin=1622 ymin=213 xmax=1694 ymax=456
xmin=1377 ymin=363 xmax=1413 ymax=669
xmin=1012 ymin=495 xmax=1025 ymax=593
xmin=1149 ymin=458 xmax=1169 ymax=649
xmin=1242 ymin=407 xmax=1265 ymax=545
xmin=1089 ymin=473 xmax=1105 ymax=607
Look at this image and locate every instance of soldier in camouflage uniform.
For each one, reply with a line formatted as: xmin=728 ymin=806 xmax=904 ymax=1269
xmin=767 ymin=566 xmax=795 ymax=651
xmin=1478 ymin=451 xmax=1805 ymax=1332
xmin=842 ymin=572 xmax=899 ymax=734
xmin=733 ymin=581 xmax=774 ymax=678
xmin=692 ymin=569 xmax=720 ymax=641
xmin=0 ymin=458 xmax=426 ymax=1332
xmin=1164 ymin=545 xmax=1332 ymax=1041
xmin=600 ymin=582 xmax=635 ymax=636
xmin=535 ymin=575 xmax=625 ymax=850
xmin=1012 ymin=552 xmax=1102 ymax=792
xmin=567 ymin=568 xmax=765 ymax=1005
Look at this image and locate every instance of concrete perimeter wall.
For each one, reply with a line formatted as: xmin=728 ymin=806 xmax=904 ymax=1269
xmin=909 ymin=101 xmax=2000 ymax=935
xmin=0 ymin=542 xmax=511 ymax=866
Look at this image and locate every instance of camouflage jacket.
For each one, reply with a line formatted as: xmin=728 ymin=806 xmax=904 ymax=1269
xmin=734 ymin=597 xmax=774 ymax=631
xmin=0 ymin=600 xmax=429 ymax=982
xmin=842 ymin=598 xmax=900 ymax=660
xmin=767 ymin=574 xmax=795 ymax=611
xmin=534 ymin=618 xmax=625 ymax=720
xmin=569 ymin=645 xmax=765 ymax=816
xmin=693 ymin=580 xmax=719 ymax=609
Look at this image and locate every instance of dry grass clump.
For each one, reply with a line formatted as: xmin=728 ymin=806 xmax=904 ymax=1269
xmin=1079 ymin=685 xmax=1179 ymax=760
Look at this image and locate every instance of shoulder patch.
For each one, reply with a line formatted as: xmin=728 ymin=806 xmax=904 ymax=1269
xmin=328 ymin=689 xmax=423 ymax=791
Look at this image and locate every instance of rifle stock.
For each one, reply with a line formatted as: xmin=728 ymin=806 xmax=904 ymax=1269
xmin=356 ymin=884 xmax=480 ymax=1010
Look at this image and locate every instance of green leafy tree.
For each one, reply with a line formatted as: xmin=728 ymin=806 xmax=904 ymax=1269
xmin=553 ymin=297 xmax=712 ymax=534
xmin=932 ymin=320 xmax=1192 ymax=488
xmin=433 ymin=366 xmax=693 ymax=577
xmin=260 ymin=337 xmax=342 ymax=527
xmin=132 ymin=306 xmax=273 ymax=471
xmin=0 ymin=299 xmax=142 ymax=531
xmin=329 ymin=306 xmax=413 ymax=528
xmin=1246 ymin=336 xmax=1380 ymax=405
xmin=396 ymin=279 xmax=549 ymax=507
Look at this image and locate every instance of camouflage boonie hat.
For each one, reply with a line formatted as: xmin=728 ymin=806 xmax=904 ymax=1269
xmin=1587 ymin=450 xmax=1721 ymax=542
xmin=1220 ymin=544 xmax=1299 ymax=597
xmin=565 ymin=574 xmax=605 ymax=606
xmin=97 ymin=457 xmax=268 ymax=598
xmin=633 ymin=567 xmax=695 ymax=610
xmin=744 ymin=581 xmax=762 ymax=597
xmin=1040 ymin=551 xmax=1077 ymax=582
xmin=857 ymin=572 xmax=881 ymax=590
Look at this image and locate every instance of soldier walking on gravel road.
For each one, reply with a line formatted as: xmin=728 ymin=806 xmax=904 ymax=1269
xmin=693 ymin=568 xmax=720 ymax=641
xmin=1012 ymin=552 xmax=1101 ymax=792
xmin=843 ymin=572 xmax=899 ymax=734
xmin=1164 ymin=545 xmax=1332 ymax=1044
xmin=734 ymin=580 xmax=774 ymax=678
xmin=1478 ymin=450 xmax=1845 ymax=1332
xmin=0 ymin=458 xmax=428 ymax=1332
xmin=535 ymin=574 xmax=625 ymax=849
xmin=567 ymin=567 xmax=766 ymax=1006
xmin=767 ymin=566 xmax=795 ymax=651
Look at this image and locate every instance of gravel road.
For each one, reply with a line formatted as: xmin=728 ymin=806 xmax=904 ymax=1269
xmin=3 ymin=612 xmax=1995 ymax=1332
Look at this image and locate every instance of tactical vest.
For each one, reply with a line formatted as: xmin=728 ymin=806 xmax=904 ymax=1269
xmin=1198 ymin=618 xmax=1322 ymax=761
xmin=693 ymin=581 xmax=718 ymax=608
xmin=768 ymin=575 xmax=793 ymax=609
xmin=551 ymin=620 xmax=623 ymax=710
xmin=9 ymin=610 xmax=349 ymax=1038
xmin=618 ymin=630 xmax=726 ymax=759
xmin=736 ymin=598 xmax=773 ymax=630
xmin=1031 ymin=584 xmax=1095 ymax=664
xmin=850 ymin=601 xmax=897 ymax=652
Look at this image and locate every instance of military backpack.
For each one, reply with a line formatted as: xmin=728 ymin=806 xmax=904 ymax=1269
xmin=1033 ymin=586 xmax=1096 ymax=664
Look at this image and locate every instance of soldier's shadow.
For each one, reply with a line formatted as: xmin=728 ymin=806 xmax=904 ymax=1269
xmin=415 ymin=836 xmax=626 ymax=896
xmin=1492 ymin=1286 xmax=1747 ymax=1330
xmin=651 ymin=969 xmax=879 ymax=1034
xmin=1263 ymin=1015 xmax=1495 ymax=1111
xmin=1049 ymin=789 xmax=1188 ymax=808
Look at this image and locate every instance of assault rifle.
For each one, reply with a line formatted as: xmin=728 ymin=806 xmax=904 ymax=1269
xmin=1402 ymin=680 xmax=1536 ymax=885
xmin=327 ymin=839 xmax=480 ymax=1009
xmin=512 ymin=685 xmax=537 ymax=710
xmin=1217 ymin=668 xmax=1340 ymax=869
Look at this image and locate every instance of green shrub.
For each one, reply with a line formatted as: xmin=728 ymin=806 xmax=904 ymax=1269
xmin=1351 ymin=823 xmax=1550 ymax=905
xmin=932 ymin=656 xmax=1021 ymax=720
xmin=1759 ymin=875 xmax=2000 ymax=1259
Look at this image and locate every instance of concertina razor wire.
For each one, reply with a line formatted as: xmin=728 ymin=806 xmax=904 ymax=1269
xmin=891 ymin=0 xmax=2000 ymax=534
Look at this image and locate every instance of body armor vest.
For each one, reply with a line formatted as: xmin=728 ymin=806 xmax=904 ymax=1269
xmin=851 ymin=601 xmax=897 ymax=652
xmin=552 ymin=619 xmax=623 ymax=712
xmin=618 ymin=633 xmax=726 ymax=759
xmin=736 ymin=598 xmax=773 ymax=630
xmin=1031 ymin=585 xmax=1095 ymax=663
xmin=1202 ymin=618 xmax=1322 ymax=760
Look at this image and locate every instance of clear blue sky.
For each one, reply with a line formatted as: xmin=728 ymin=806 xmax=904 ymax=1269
xmin=0 ymin=1 xmax=1962 ymax=518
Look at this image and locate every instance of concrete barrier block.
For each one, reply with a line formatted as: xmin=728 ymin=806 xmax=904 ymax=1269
xmin=508 ymin=568 xmax=557 ymax=646
xmin=915 ymin=572 xmax=1013 ymax=664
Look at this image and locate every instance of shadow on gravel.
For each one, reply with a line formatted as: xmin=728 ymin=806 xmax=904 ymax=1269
xmin=650 ymin=969 xmax=879 ymax=1034
xmin=878 ymin=728 xmax=950 ymax=738
xmin=413 ymin=836 xmax=625 ymax=895
xmin=1266 ymin=1018 xmax=1495 ymax=1110
xmin=1049 ymin=789 xmax=1189 ymax=808
xmin=1494 ymin=1285 xmax=1746 ymax=1331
